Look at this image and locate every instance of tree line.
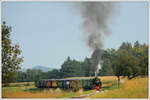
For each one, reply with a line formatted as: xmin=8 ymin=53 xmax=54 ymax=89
xmin=2 ymin=22 xmax=148 ymax=85
xmin=100 ymin=41 xmax=148 ymax=77
xmin=14 ymin=41 xmax=148 ymax=83
xmin=15 ymin=57 xmax=95 ymax=82
xmin=100 ymin=41 xmax=148 ymax=87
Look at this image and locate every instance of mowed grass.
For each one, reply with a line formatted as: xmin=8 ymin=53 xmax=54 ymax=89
xmin=91 ymin=77 xmax=148 ymax=98
xmin=2 ymin=76 xmax=148 ymax=98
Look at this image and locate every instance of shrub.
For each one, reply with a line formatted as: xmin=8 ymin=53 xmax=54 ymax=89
xmin=72 ymin=80 xmax=82 ymax=92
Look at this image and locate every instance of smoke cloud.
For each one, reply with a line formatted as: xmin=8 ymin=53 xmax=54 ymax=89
xmin=76 ymin=2 xmax=117 ymax=77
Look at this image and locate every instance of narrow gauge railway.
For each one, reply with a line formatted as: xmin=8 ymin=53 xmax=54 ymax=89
xmin=35 ymin=78 xmax=102 ymax=90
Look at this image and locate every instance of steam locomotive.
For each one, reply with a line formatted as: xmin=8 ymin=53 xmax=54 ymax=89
xmin=35 ymin=77 xmax=102 ymax=90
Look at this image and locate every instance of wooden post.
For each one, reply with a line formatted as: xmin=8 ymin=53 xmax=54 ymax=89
xmin=118 ymin=76 xmax=120 ymax=88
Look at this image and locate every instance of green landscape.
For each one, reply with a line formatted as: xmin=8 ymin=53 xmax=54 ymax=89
xmin=2 ymin=21 xmax=148 ymax=98
xmin=2 ymin=76 xmax=148 ymax=98
xmin=2 ymin=2 xmax=148 ymax=99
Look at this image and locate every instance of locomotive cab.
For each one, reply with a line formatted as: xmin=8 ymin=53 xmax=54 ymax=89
xmin=93 ymin=77 xmax=102 ymax=91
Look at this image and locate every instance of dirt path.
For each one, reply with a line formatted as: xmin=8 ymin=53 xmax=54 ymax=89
xmin=72 ymin=90 xmax=106 ymax=98
xmin=72 ymin=92 xmax=97 ymax=98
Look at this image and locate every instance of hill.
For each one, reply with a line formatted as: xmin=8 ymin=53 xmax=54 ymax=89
xmin=33 ymin=66 xmax=53 ymax=72
xmin=21 ymin=66 xmax=54 ymax=72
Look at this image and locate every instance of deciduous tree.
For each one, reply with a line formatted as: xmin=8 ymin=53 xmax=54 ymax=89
xmin=2 ymin=22 xmax=23 ymax=86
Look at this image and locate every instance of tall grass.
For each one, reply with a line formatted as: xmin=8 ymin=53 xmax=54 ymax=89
xmin=91 ymin=77 xmax=148 ymax=98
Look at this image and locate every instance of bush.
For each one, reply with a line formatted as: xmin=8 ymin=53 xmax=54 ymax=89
xmin=72 ymin=80 xmax=82 ymax=92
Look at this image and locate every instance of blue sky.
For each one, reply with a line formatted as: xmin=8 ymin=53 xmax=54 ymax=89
xmin=2 ymin=2 xmax=148 ymax=69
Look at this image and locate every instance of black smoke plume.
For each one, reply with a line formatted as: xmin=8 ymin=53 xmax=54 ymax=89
xmin=76 ymin=2 xmax=117 ymax=77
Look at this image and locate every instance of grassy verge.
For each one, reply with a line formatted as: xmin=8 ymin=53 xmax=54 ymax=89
xmin=2 ymin=76 xmax=148 ymax=98
xmin=91 ymin=77 xmax=148 ymax=98
xmin=1 ymin=76 xmax=121 ymax=98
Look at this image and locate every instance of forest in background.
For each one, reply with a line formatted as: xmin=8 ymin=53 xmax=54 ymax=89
xmin=2 ymin=22 xmax=148 ymax=85
xmin=15 ymin=41 xmax=148 ymax=82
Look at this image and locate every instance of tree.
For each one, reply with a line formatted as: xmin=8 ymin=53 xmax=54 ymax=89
xmin=134 ymin=40 xmax=140 ymax=48
xmin=15 ymin=69 xmax=45 ymax=82
xmin=119 ymin=42 xmax=132 ymax=51
xmin=111 ymin=50 xmax=126 ymax=88
xmin=100 ymin=49 xmax=116 ymax=76
xmin=16 ymin=71 xmax=25 ymax=82
xmin=132 ymin=41 xmax=148 ymax=76
xmin=60 ymin=56 xmax=84 ymax=77
xmin=2 ymin=21 xmax=23 ymax=86
xmin=82 ymin=57 xmax=94 ymax=76
xmin=60 ymin=56 xmax=75 ymax=77
xmin=47 ymin=69 xmax=61 ymax=79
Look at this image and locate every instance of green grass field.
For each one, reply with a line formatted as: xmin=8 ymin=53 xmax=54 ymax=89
xmin=2 ymin=76 xmax=148 ymax=98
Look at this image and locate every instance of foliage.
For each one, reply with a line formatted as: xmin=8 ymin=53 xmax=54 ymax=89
xmin=2 ymin=21 xmax=23 ymax=86
xmin=100 ymin=41 xmax=148 ymax=88
xmin=60 ymin=56 xmax=94 ymax=78
xmin=82 ymin=57 xmax=95 ymax=76
xmin=101 ymin=41 xmax=148 ymax=79
xmin=100 ymin=49 xmax=116 ymax=76
xmin=14 ymin=41 xmax=148 ymax=82
xmin=72 ymin=80 xmax=82 ymax=92
xmin=60 ymin=57 xmax=82 ymax=77
xmin=47 ymin=69 xmax=61 ymax=79
xmin=132 ymin=41 xmax=148 ymax=76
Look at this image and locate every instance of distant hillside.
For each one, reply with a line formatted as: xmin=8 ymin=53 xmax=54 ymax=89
xmin=33 ymin=66 xmax=53 ymax=72
xmin=21 ymin=66 xmax=54 ymax=72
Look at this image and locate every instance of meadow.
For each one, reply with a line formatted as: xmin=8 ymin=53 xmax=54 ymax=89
xmin=91 ymin=76 xmax=148 ymax=98
xmin=2 ymin=76 xmax=148 ymax=98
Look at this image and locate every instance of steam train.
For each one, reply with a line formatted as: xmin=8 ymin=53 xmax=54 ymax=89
xmin=35 ymin=77 xmax=102 ymax=90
